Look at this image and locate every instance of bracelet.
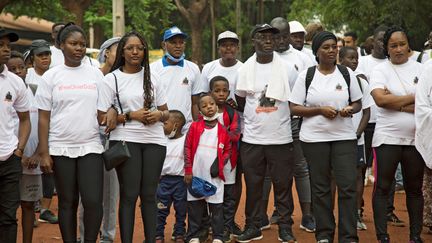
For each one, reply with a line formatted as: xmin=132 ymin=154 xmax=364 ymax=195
xmin=125 ymin=112 xmax=131 ymax=121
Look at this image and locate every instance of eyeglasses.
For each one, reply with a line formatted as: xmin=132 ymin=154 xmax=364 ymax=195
xmin=123 ymin=45 xmax=145 ymax=52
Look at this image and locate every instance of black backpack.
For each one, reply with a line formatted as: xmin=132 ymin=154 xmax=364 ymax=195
xmin=305 ymin=64 xmax=351 ymax=103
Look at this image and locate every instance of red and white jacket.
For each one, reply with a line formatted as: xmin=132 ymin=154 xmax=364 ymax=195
xmin=184 ymin=119 xmax=232 ymax=181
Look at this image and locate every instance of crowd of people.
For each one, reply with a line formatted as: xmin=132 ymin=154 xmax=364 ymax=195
xmin=0 ymin=15 xmax=432 ymax=243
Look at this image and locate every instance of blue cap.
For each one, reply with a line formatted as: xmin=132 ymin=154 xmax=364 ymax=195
xmin=163 ymin=26 xmax=188 ymax=41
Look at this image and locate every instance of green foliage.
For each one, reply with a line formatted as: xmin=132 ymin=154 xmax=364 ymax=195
xmin=84 ymin=0 xmax=112 ymax=37
xmin=288 ymin=0 xmax=432 ymax=50
xmin=4 ymin=0 xmax=72 ymax=22
xmin=125 ymin=0 xmax=176 ymax=49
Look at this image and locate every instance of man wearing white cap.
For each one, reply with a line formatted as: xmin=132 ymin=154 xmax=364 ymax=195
xmin=151 ymin=26 xmax=202 ymax=130
xmin=289 ymin=20 xmax=316 ymax=64
xmin=200 ymin=30 xmax=243 ymax=242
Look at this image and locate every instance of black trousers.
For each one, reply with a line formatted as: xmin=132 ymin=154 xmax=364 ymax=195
xmin=302 ymin=140 xmax=358 ymax=243
xmin=52 ymin=153 xmax=104 ymax=243
xmin=114 ymin=142 xmax=166 ymax=243
xmin=223 ymin=184 xmax=236 ymax=230
xmin=186 ymin=200 xmax=223 ymax=241
xmin=372 ymin=145 xmax=424 ymax=240
xmin=241 ymin=142 xmax=295 ymax=230
xmin=0 ymin=154 xmax=22 ymax=243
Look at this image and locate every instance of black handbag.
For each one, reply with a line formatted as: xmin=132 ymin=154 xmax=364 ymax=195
xmin=102 ymin=73 xmax=130 ymax=171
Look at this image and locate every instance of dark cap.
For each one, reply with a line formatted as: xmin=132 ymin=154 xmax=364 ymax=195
xmin=0 ymin=28 xmax=19 ymax=42
xmin=312 ymin=31 xmax=336 ymax=56
xmin=30 ymin=39 xmax=51 ymax=55
xmin=251 ymin=23 xmax=279 ymax=38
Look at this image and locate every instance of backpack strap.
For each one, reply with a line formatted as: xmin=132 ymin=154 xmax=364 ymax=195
xmin=305 ymin=66 xmax=316 ymax=99
xmin=355 ymin=73 xmax=368 ymax=94
xmin=225 ymin=105 xmax=235 ymax=123
xmin=417 ymin=51 xmax=424 ymax=63
xmin=336 ymin=64 xmax=351 ymax=103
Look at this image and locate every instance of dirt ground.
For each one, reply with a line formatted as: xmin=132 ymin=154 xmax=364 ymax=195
xmin=18 ymin=180 xmax=432 ymax=243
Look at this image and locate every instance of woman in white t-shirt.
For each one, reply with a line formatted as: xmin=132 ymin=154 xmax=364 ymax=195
xmin=289 ymin=31 xmax=362 ymax=243
xmin=370 ymin=26 xmax=425 ymax=243
xmin=36 ymin=23 xmax=108 ymax=243
xmin=98 ymin=31 xmax=168 ymax=243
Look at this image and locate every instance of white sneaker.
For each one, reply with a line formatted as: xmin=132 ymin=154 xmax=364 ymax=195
xmin=189 ymin=238 xmax=200 ymax=243
xmin=212 ymin=239 xmax=223 ymax=243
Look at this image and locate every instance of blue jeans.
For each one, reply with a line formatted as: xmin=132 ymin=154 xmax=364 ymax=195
xmin=156 ymin=175 xmax=187 ymax=238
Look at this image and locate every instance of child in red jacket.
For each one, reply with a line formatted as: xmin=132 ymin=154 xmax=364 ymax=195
xmin=184 ymin=94 xmax=231 ymax=243
xmin=209 ymin=76 xmax=242 ymax=241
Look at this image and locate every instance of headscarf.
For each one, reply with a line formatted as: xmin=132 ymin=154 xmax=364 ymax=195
xmin=312 ymin=31 xmax=337 ymax=56
xmin=97 ymin=37 xmax=121 ymax=64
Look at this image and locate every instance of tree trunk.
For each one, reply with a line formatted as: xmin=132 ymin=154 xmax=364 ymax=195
xmin=60 ymin=0 xmax=93 ymax=27
xmin=174 ymin=0 xmax=209 ymax=66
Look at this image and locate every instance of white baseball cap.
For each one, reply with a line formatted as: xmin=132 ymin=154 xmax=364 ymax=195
xmin=289 ymin=21 xmax=307 ymax=34
xmin=217 ymin=31 xmax=239 ymax=43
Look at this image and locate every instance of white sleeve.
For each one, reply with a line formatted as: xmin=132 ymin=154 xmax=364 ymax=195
xmin=348 ymin=71 xmax=363 ymax=102
xmin=200 ymin=64 xmax=210 ymax=93
xmin=369 ymin=65 xmax=387 ymax=92
xmin=360 ymin=78 xmax=373 ymax=109
xmin=97 ymin=75 xmax=116 ymax=112
xmin=288 ymin=70 xmax=307 ymax=105
xmin=13 ymin=78 xmax=30 ymax=112
xmin=191 ymin=64 xmax=203 ymax=95
xmin=415 ymin=65 xmax=432 ymax=127
xmin=286 ymin=63 xmax=299 ymax=91
xmin=153 ymin=73 xmax=167 ymax=107
xmin=35 ymin=75 xmax=53 ymax=111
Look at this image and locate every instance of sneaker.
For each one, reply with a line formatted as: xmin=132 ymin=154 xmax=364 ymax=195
xmin=189 ymin=238 xmax=200 ymax=243
xmin=356 ymin=212 xmax=367 ymax=231
xmin=34 ymin=201 xmax=41 ymax=213
xmin=259 ymin=217 xmax=271 ymax=230
xmin=317 ymin=240 xmax=329 ymax=243
xmin=409 ymin=236 xmax=423 ymax=243
xmin=213 ymin=239 xmax=223 ymax=243
xmin=174 ymin=236 xmax=185 ymax=243
xmin=236 ymin=227 xmax=263 ymax=243
xmin=155 ymin=236 xmax=164 ymax=243
xmin=38 ymin=210 xmax=58 ymax=224
xmin=270 ymin=210 xmax=280 ymax=224
xmin=378 ymin=237 xmax=390 ymax=243
xmin=300 ymin=215 xmax=316 ymax=233
xmin=231 ymin=223 xmax=243 ymax=237
xmin=386 ymin=213 xmax=405 ymax=227
xmin=223 ymin=229 xmax=232 ymax=243
xmin=278 ymin=228 xmax=297 ymax=243
xmin=198 ymin=228 xmax=210 ymax=242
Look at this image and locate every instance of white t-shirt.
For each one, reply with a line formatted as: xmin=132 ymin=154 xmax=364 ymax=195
xmin=0 ymin=66 xmax=30 ymax=161
xmin=277 ymin=45 xmax=314 ymax=73
xmin=35 ymin=64 xmax=104 ymax=157
xmin=357 ymin=55 xmax=387 ymax=123
xmin=49 ymin=46 xmax=63 ymax=68
xmin=22 ymin=88 xmax=42 ymax=175
xmin=351 ymin=73 xmax=374 ymax=145
xmin=300 ymin=47 xmax=317 ymax=65
xmin=98 ymin=68 xmax=167 ymax=146
xmin=289 ymin=66 xmax=363 ymax=143
xmin=236 ymin=61 xmax=298 ymax=145
xmin=151 ymin=58 xmax=202 ymax=128
xmin=25 ymin=68 xmax=44 ymax=85
xmin=370 ymin=60 xmax=423 ymax=147
xmin=161 ymin=135 xmax=186 ymax=176
xmin=409 ymin=50 xmax=430 ymax=64
xmin=200 ymin=59 xmax=243 ymax=100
